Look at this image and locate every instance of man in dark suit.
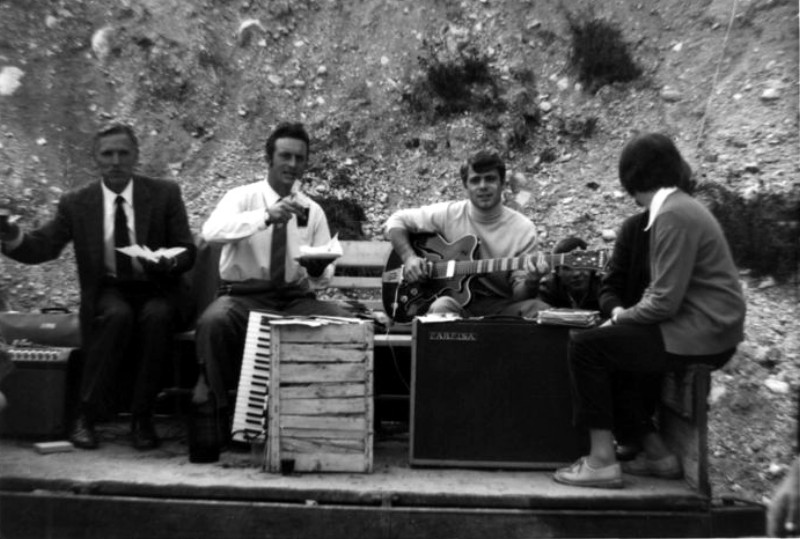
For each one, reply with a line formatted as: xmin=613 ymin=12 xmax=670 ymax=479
xmin=0 ymin=124 xmax=196 ymax=450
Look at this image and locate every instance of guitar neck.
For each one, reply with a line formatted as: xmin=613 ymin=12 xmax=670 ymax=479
xmin=428 ymin=253 xmax=569 ymax=279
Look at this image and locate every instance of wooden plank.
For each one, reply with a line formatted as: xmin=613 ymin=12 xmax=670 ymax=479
xmin=330 ymin=275 xmax=383 ymax=289
xmin=288 ymin=452 xmax=372 ymax=473
xmin=661 ymin=407 xmax=702 ymax=491
xmin=280 ymin=414 xmax=368 ymax=431
xmin=338 ymin=240 xmax=393 ymax=267
xmin=280 ymin=383 xmax=366 ymax=399
xmin=277 ymin=324 xmax=372 ymax=344
xmin=281 ymin=436 xmax=365 ymax=454
xmin=281 ymin=397 xmax=367 ymax=415
xmin=659 ymin=366 xmax=710 ymax=497
xmin=280 ymin=344 xmax=369 ymax=363
xmin=280 ymin=427 xmax=367 ymax=439
xmin=0 ymin=491 xmax=715 ymax=539
xmin=281 ymin=363 xmax=368 ymax=384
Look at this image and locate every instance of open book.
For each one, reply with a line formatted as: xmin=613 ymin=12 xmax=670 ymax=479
xmin=116 ymin=245 xmax=186 ymax=263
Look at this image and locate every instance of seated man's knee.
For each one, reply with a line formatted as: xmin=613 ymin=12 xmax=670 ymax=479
xmin=197 ymin=296 xmax=241 ymax=334
xmin=140 ymin=297 xmax=176 ymax=328
xmin=428 ymin=296 xmax=462 ymax=315
xmin=97 ymin=297 xmax=134 ymax=329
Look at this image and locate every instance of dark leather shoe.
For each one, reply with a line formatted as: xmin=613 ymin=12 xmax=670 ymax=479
xmin=131 ymin=415 xmax=160 ymax=451
xmin=69 ymin=413 xmax=99 ymax=450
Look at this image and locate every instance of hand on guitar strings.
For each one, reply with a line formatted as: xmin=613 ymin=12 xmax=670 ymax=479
xmin=401 ymin=254 xmax=429 ymax=283
xmin=524 ymin=253 xmax=550 ymax=279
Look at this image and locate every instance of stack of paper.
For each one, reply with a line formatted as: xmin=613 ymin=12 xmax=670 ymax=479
xmin=537 ymin=308 xmax=601 ymax=328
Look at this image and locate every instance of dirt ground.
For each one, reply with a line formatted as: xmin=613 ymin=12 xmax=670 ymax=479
xmin=0 ymin=0 xmax=798 ymax=505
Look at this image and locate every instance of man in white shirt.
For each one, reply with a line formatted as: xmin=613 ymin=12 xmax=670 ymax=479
xmin=0 ymin=123 xmax=196 ymax=451
xmin=193 ymin=122 xmax=349 ymax=421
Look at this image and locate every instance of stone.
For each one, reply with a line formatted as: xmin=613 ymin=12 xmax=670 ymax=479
xmin=764 ymin=377 xmax=790 ymax=394
xmin=760 ymin=88 xmax=780 ymax=101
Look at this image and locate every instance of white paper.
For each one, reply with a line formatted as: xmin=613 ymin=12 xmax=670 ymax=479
xmin=296 ymin=234 xmax=343 ymax=260
xmin=116 ymin=245 xmax=186 ymax=262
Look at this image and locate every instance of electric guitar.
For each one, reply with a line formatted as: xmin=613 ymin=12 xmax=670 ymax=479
xmin=381 ymin=233 xmax=609 ymax=323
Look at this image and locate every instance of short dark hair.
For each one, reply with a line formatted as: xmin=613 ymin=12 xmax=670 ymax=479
xmin=93 ymin=123 xmax=138 ymax=154
xmin=460 ymin=150 xmax=506 ymax=186
xmin=618 ymin=133 xmax=688 ymax=195
xmin=265 ymin=122 xmax=310 ymax=164
xmin=553 ymin=236 xmax=587 ymax=254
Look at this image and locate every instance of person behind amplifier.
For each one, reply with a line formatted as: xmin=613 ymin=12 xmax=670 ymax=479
xmin=537 ymin=236 xmax=600 ymax=311
xmin=0 ymin=123 xmax=196 ymax=451
xmin=192 ymin=122 xmax=350 ymax=438
xmin=553 ymin=132 xmax=745 ymax=489
xmin=384 ymin=149 xmax=549 ymax=319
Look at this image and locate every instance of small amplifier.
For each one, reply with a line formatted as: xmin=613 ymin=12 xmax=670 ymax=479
xmin=410 ymin=318 xmax=587 ymax=469
xmin=0 ymin=347 xmax=80 ymax=439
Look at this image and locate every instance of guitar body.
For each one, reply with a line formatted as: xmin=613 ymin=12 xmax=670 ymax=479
xmin=382 ymin=234 xmax=480 ymax=323
xmin=381 ymin=233 xmax=608 ymax=323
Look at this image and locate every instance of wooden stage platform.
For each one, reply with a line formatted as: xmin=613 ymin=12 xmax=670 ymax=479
xmin=0 ymin=417 xmax=764 ymax=539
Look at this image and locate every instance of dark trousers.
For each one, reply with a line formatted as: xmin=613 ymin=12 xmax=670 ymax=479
xmin=567 ymin=324 xmax=734 ymax=435
xmin=81 ymin=282 xmax=177 ymax=418
xmin=195 ymin=288 xmax=351 ymax=409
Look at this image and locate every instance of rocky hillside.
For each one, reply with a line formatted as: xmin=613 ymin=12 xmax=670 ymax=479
xmin=1 ymin=0 xmax=798 ymax=504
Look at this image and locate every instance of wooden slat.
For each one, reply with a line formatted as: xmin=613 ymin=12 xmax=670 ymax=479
xmin=329 ymin=275 xmax=383 ymax=289
xmin=288 ymin=452 xmax=373 ymax=473
xmin=280 ymin=383 xmax=367 ymax=399
xmin=281 ymin=437 xmax=365 ymax=454
xmin=278 ymin=324 xmax=373 ymax=344
xmin=280 ymin=397 xmax=367 ymax=415
xmin=280 ymin=414 xmax=368 ymax=432
xmin=337 ymin=241 xmax=393 ymax=268
xmin=660 ymin=366 xmax=711 ymax=497
xmin=281 ymin=363 xmax=368 ymax=384
xmin=279 ymin=344 xmax=368 ymax=363
xmin=280 ymin=427 xmax=367 ymax=439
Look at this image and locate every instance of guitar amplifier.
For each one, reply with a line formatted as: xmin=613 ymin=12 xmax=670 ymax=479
xmin=0 ymin=347 xmax=80 ymax=439
xmin=410 ymin=318 xmax=587 ymax=469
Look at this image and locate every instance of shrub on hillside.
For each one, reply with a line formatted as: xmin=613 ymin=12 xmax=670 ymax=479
xmin=696 ymin=182 xmax=800 ymax=281
xmin=403 ymin=40 xmax=500 ymax=119
xmin=566 ymin=15 xmax=642 ymax=93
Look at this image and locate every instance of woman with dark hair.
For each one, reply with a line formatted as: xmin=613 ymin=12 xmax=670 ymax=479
xmin=554 ymin=132 xmax=745 ymax=488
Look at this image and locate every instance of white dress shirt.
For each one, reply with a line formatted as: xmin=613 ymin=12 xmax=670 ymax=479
xmin=102 ymin=180 xmax=142 ymax=276
xmin=201 ymin=178 xmax=334 ymax=289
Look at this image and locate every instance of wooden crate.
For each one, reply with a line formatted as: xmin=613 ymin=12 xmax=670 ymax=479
xmin=266 ymin=320 xmax=374 ymax=473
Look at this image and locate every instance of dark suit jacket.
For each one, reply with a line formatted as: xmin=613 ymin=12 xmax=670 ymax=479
xmin=3 ymin=175 xmax=196 ymax=346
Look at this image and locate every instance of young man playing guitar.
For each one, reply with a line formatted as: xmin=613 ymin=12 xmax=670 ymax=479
xmin=384 ymin=150 xmax=550 ymax=321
